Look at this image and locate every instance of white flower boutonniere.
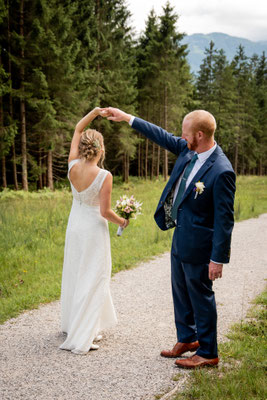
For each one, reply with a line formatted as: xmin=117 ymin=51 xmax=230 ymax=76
xmin=194 ymin=181 xmax=205 ymax=199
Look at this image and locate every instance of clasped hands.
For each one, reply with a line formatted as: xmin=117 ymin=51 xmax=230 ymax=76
xmin=94 ymin=107 xmax=131 ymax=122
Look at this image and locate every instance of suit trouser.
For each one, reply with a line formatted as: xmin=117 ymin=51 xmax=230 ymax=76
xmin=171 ymin=228 xmax=218 ymax=359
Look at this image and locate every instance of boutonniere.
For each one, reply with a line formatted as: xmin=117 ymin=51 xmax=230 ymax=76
xmin=194 ymin=181 xmax=205 ymax=199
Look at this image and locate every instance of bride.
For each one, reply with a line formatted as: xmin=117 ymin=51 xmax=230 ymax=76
xmin=60 ymin=107 xmax=129 ymax=355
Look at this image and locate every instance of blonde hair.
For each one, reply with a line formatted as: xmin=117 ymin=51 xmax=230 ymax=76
xmin=78 ymin=129 xmax=105 ymax=168
xmin=184 ymin=110 xmax=217 ymax=137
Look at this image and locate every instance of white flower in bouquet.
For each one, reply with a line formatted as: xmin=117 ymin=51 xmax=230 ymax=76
xmin=115 ymin=195 xmax=142 ymax=236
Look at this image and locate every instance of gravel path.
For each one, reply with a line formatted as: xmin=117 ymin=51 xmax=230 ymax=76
xmin=1 ymin=214 xmax=266 ymax=400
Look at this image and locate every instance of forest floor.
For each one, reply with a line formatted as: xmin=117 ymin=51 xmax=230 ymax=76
xmin=0 ymin=214 xmax=267 ymax=400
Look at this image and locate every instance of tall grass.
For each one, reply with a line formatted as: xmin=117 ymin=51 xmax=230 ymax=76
xmin=0 ymin=178 xmax=171 ymax=323
xmin=0 ymin=175 xmax=267 ymax=324
xmin=234 ymin=176 xmax=267 ymax=221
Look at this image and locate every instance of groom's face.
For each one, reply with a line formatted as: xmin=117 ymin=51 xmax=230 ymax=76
xmin=182 ymin=119 xmax=199 ymax=151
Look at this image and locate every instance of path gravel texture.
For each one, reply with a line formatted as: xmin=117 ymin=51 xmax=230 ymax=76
xmin=1 ymin=214 xmax=267 ymax=400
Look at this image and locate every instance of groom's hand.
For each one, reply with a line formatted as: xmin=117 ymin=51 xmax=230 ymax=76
xmin=209 ymin=261 xmax=223 ymax=281
xmin=101 ymin=107 xmax=132 ymax=123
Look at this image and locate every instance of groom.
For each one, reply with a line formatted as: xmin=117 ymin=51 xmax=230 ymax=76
xmin=104 ymin=107 xmax=236 ymax=368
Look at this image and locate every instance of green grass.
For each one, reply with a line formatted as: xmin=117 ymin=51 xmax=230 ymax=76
xmin=234 ymin=176 xmax=267 ymax=221
xmin=0 ymin=177 xmax=172 ymax=323
xmin=0 ymin=175 xmax=267 ymax=324
xmin=173 ymin=289 xmax=267 ymax=400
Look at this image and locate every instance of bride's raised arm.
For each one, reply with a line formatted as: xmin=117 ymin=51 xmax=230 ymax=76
xmin=68 ymin=107 xmax=107 ymax=163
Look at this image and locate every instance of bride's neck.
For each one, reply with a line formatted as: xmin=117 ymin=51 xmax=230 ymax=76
xmin=83 ymin=159 xmax=99 ymax=167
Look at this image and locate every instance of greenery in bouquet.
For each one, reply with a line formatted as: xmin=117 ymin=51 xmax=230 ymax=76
xmin=114 ymin=195 xmax=142 ymax=220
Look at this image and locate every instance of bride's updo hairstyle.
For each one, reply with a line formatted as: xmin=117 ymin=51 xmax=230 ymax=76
xmin=78 ymin=129 xmax=105 ymax=168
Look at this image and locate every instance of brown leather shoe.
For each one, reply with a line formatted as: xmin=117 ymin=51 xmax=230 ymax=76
xmin=175 ymin=354 xmax=219 ymax=368
xmin=160 ymin=341 xmax=199 ymax=358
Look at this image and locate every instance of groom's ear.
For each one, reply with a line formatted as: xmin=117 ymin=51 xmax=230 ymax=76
xmin=198 ymin=131 xmax=204 ymax=140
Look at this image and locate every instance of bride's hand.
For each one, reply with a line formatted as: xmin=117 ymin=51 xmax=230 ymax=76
xmin=97 ymin=108 xmax=112 ymax=118
xmin=120 ymin=218 xmax=130 ymax=229
xmin=92 ymin=107 xmax=101 ymax=116
xmin=99 ymin=107 xmax=131 ymax=122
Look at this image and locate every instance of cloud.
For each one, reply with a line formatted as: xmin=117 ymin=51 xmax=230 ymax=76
xmin=127 ymin=0 xmax=267 ymax=41
xmin=178 ymin=0 xmax=267 ymax=40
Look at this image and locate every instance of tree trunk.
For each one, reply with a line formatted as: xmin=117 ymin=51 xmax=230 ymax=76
xmin=96 ymin=0 xmax=101 ymax=102
xmin=145 ymin=138 xmax=148 ymax=180
xmin=123 ymin=152 xmax=129 ymax=183
xmin=258 ymin=157 xmax=263 ymax=176
xmin=241 ymin=151 xmax=245 ymax=175
xmin=20 ymin=0 xmax=28 ymax=190
xmin=156 ymin=145 xmax=160 ymax=179
xmin=234 ymin=142 xmax=238 ymax=174
xmin=126 ymin=153 xmax=129 ymax=183
xmin=38 ymin=148 xmax=43 ymax=190
xmin=11 ymin=144 xmax=18 ymax=189
xmin=163 ymin=85 xmax=168 ymax=181
xmin=138 ymin=134 xmax=141 ymax=178
xmin=140 ymin=140 xmax=144 ymax=177
xmin=1 ymin=157 xmax=7 ymax=188
xmin=42 ymin=152 xmax=47 ymax=187
xmin=8 ymin=0 xmax=18 ymax=190
xmin=47 ymin=150 xmax=54 ymax=190
xmin=123 ymin=152 xmax=126 ymax=182
xmin=150 ymin=142 xmax=155 ymax=180
xmin=0 ymin=81 xmax=7 ymax=188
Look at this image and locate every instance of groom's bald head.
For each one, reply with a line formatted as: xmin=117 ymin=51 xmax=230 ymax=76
xmin=183 ymin=110 xmax=216 ymax=138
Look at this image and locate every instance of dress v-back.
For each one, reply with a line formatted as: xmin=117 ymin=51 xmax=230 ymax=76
xmin=60 ymin=159 xmax=117 ymax=354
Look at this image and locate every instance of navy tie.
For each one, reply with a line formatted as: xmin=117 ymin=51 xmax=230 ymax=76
xmin=171 ymin=153 xmax=198 ymax=221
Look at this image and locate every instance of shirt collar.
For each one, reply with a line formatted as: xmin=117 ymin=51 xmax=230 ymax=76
xmin=197 ymin=142 xmax=217 ymax=164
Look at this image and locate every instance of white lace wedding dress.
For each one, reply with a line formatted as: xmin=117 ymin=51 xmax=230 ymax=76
xmin=60 ymin=159 xmax=117 ymax=354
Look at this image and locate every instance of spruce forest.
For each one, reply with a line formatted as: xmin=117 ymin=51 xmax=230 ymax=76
xmin=0 ymin=0 xmax=267 ymax=190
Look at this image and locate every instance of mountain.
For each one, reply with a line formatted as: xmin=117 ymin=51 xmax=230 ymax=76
xmin=181 ymin=32 xmax=267 ymax=74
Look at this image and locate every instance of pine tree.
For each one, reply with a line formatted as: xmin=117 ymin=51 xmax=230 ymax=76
xmin=157 ymin=1 xmax=192 ymax=180
xmin=0 ymin=0 xmax=12 ymax=188
xmin=254 ymin=52 xmax=267 ymax=174
xmin=199 ymin=47 xmax=238 ymax=162
xmin=137 ymin=9 xmax=160 ymax=179
xmin=85 ymin=0 xmax=138 ymax=181
xmin=137 ymin=2 xmax=192 ymax=181
xmin=231 ymin=46 xmax=260 ymax=174
xmin=30 ymin=0 xmax=80 ymax=189
xmin=196 ymin=41 xmax=217 ymax=112
xmin=7 ymin=0 xmax=18 ymax=189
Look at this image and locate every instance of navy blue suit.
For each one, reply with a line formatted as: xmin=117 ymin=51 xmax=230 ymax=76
xmin=132 ymin=117 xmax=236 ymax=358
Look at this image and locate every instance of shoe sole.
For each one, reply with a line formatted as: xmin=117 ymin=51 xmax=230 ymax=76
xmin=160 ymin=348 xmax=199 ymax=358
xmin=175 ymin=362 xmax=218 ymax=369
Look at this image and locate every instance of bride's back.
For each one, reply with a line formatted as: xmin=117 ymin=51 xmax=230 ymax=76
xmin=67 ymin=159 xmax=108 ymax=207
xmin=69 ymin=162 xmax=100 ymax=193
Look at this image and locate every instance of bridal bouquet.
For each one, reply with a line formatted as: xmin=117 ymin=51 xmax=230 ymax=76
xmin=115 ymin=195 xmax=142 ymax=236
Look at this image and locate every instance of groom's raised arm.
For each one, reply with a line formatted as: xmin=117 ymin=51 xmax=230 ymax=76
xmin=103 ymin=107 xmax=186 ymax=156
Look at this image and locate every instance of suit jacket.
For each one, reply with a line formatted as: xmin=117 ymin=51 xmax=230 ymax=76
xmin=132 ymin=117 xmax=236 ymax=265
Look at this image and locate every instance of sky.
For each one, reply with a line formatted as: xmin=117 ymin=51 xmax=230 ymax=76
xmin=127 ymin=0 xmax=267 ymax=42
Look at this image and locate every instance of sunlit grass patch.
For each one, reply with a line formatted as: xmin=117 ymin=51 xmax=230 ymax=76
xmin=234 ymin=176 xmax=267 ymax=221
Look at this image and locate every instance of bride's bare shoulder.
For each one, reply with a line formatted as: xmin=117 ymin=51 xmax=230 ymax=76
xmin=101 ymin=171 xmax=112 ymax=187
